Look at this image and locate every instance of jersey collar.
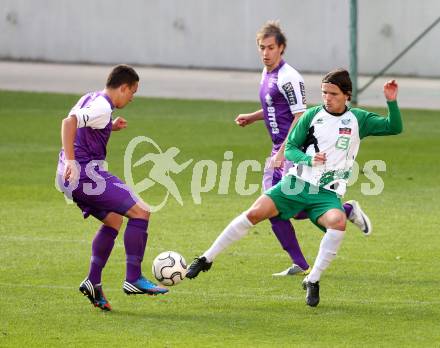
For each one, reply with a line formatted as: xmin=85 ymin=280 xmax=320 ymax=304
xmin=98 ymin=91 xmax=115 ymax=110
xmin=323 ymin=105 xmax=348 ymax=116
xmin=272 ymin=59 xmax=285 ymax=73
xmin=265 ymin=59 xmax=285 ymax=74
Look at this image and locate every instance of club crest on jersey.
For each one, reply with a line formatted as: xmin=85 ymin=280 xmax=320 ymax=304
xmin=282 ymin=82 xmax=297 ymax=106
xmin=268 ymin=77 xmax=277 ymax=88
xmin=341 ymin=119 xmax=351 ymax=125
xmin=339 ymin=127 xmax=352 ymax=135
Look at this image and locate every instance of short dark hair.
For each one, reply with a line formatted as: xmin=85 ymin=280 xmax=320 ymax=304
xmin=256 ymin=20 xmax=287 ymax=54
xmin=322 ymin=68 xmax=352 ymax=100
xmin=106 ymin=64 xmax=139 ymax=89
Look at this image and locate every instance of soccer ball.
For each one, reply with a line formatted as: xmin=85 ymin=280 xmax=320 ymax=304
xmin=152 ymin=251 xmax=187 ymax=286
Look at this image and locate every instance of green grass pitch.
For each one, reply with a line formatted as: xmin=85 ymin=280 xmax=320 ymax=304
xmin=0 ymin=90 xmax=439 ymax=347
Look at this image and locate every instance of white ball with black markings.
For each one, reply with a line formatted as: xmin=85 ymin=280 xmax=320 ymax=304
xmin=152 ymin=251 xmax=187 ymax=286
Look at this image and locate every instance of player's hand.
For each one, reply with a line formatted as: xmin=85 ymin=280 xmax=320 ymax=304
xmin=63 ymin=160 xmax=79 ymax=183
xmin=112 ymin=117 xmax=127 ymax=131
xmin=269 ymin=151 xmax=285 ymax=169
xmin=235 ymin=114 xmax=254 ymax=127
xmin=312 ymin=152 xmax=326 ymax=166
xmin=384 ymin=80 xmax=398 ymax=101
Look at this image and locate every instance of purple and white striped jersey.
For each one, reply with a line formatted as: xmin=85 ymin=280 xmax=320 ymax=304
xmin=259 ymin=60 xmax=307 ymax=149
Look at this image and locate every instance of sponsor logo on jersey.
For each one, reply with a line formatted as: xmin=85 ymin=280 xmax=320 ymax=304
xmin=299 ymin=82 xmax=306 ymax=104
xmin=282 ymin=82 xmax=297 ymax=106
xmin=315 ymin=118 xmax=324 ymax=124
xmin=265 ymin=94 xmax=279 ymax=134
xmin=339 ymin=127 xmax=352 ymax=135
xmin=341 ymin=118 xmax=351 ymax=125
xmin=336 ymin=136 xmax=350 ymax=150
xmin=265 ymin=94 xmax=273 ymax=107
xmin=267 ymin=107 xmax=279 ymax=134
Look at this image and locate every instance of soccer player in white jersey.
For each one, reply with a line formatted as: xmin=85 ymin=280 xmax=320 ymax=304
xmin=188 ymin=21 xmax=371 ymax=279
xmin=187 ymin=68 xmax=402 ymax=307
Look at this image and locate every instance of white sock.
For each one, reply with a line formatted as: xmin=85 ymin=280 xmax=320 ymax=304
xmin=308 ymin=229 xmax=345 ymax=283
xmin=203 ymin=213 xmax=254 ymax=262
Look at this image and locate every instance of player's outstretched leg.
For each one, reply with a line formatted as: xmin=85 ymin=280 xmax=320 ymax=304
xmin=186 ymin=213 xmax=254 ymax=279
xmin=345 ymin=200 xmax=372 ymax=235
xmin=79 ymin=278 xmax=112 ymax=311
xmin=270 ymin=217 xmax=310 ymax=276
xmin=123 ymin=218 xmax=168 ymax=295
xmin=187 ymin=195 xmax=276 ymax=279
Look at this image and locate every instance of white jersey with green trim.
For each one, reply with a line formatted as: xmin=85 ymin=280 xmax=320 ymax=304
xmin=285 ymin=101 xmax=402 ymax=196
xmin=288 ymin=107 xmax=359 ymax=195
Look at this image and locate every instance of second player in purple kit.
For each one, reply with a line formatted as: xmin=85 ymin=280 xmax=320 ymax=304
xmin=56 ymin=65 xmax=168 ymax=311
xmin=187 ymin=21 xmax=372 ymax=279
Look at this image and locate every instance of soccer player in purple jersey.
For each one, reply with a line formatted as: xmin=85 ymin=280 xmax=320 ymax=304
xmin=56 ymin=65 xmax=167 ymax=311
xmin=187 ymin=21 xmax=371 ymax=280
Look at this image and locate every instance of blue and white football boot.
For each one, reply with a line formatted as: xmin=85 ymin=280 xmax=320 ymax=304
xmin=123 ymin=275 xmax=169 ymax=295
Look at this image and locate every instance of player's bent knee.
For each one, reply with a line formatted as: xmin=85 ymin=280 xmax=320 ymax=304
xmin=246 ymin=206 xmax=276 ymax=225
xmin=330 ymin=222 xmax=347 ymax=232
xmin=126 ymin=203 xmax=150 ymax=220
xmin=102 ymin=213 xmax=123 ymax=231
xmin=139 ymin=209 xmax=150 ymax=220
xmin=246 ymin=195 xmax=278 ymax=224
xmin=246 ymin=208 xmax=263 ymax=225
xmin=320 ymin=210 xmax=347 ymax=230
xmin=133 ymin=208 xmax=150 ymax=220
xmin=328 ymin=219 xmax=346 ymax=230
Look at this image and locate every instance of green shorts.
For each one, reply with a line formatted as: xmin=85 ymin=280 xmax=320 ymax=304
xmin=265 ymin=175 xmax=343 ymax=232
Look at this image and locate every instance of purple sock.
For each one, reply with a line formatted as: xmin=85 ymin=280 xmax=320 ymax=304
xmin=343 ymin=202 xmax=353 ymax=217
xmin=270 ymin=217 xmax=309 ymax=270
xmin=293 ymin=210 xmax=309 ymax=220
xmin=124 ymin=218 xmax=149 ymax=282
xmin=88 ymin=225 xmax=119 ymax=285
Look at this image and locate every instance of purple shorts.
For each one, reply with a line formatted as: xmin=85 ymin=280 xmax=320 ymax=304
xmin=57 ymin=168 xmax=138 ymax=221
xmin=262 ymin=147 xmax=294 ymax=191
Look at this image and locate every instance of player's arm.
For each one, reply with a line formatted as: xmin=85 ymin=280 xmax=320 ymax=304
xmin=355 ymin=80 xmax=403 ymax=138
xmin=112 ymin=116 xmax=127 ymax=131
xmin=285 ymin=107 xmax=325 ymax=167
xmin=274 ymin=72 xmax=307 ymax=166
xmin=285 ymin=114 xmax=312 ymax=165
xmin=270 ymin=111 xmax=304 ymax=168
xmin=61 ymin=98 xmax=111 ymax=181
xmin=61 ymin=115 xmax=79 ymax=181
xmin=235 ymin=109 xmax=264 ymax=127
